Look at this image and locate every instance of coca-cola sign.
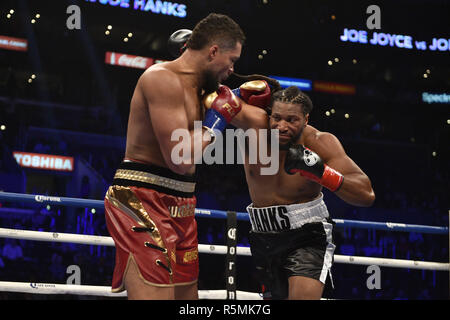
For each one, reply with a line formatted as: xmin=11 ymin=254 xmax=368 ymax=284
xmin=0 ymin=35 xmax=28 ymax=52
xmin=105 ymin=51 xmax=154 ymax=70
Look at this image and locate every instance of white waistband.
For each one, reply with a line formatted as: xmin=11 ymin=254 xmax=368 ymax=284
xmin=246 ymin=193 xmax=329 ymax=233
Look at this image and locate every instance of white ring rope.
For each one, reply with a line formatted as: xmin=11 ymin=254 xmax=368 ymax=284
xmin=0 ymin=227 xmax=448 ymax=271
xmin=0 ymin=281 xmax=262 ymax=300
xmin=333 ymin=255 xmax=448 ymax=271
xmin=0 ymin=191 xmax=447 ymax=299
xmin=0 ymin=227 xmax=251 ymax=256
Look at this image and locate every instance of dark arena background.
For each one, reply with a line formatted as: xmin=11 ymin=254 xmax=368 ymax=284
xmin=0 ymin=0 xmax=448 ymax=302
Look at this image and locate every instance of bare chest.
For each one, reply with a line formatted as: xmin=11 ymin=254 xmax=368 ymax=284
xmin=184 ymin=89 xmax=204 ymax=130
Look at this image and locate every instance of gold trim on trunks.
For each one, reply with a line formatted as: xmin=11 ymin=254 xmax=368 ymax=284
xmin=110 ymin=255 xmax=198 ymax=291
xmin=114 ymin=169 xmax=195 ymax=193
xmin=170 ymin=251 xmax=177 ymax=263
xmin=168 ymin=204 xmax=196 ymax=218
xmin=105 ymin=186 xmax=173 ymax=283
xmin=183 ymin=249 xmax=198 ymax=263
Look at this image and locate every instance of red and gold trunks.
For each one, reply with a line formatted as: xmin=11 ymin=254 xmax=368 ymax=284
xmin=104 ymin=161 xmax=198 ymax=292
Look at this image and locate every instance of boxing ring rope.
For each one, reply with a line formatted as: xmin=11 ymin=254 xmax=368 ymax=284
xmin=0 ymin=280 xmax=258 ymax=300
xmin=0 ymin=227 xmax=447 ymax=271
xmin=1 ymin=191 xmax=448 ymax=234
xmin=0 ymin=191 xmax=448 ymax=299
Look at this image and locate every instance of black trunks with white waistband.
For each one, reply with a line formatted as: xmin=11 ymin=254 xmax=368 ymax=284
xmin=246 ymin=195 xmax=335 ymax=299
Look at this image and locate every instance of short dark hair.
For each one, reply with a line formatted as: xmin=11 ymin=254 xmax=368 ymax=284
xmin=269 ymin=86 xmax=313 ymax=116
xmin=187 ymin=13 xmax=245 ymax=51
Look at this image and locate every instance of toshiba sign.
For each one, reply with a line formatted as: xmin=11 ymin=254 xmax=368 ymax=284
xmin=105 ymin=51 xmax=154 ymax=69
xmin=13 ymin=152 xmax=74 ymax=172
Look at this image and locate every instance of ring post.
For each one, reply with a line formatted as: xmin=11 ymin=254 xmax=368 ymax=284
xmin=225 ymin=210 xmax=237 ymax=300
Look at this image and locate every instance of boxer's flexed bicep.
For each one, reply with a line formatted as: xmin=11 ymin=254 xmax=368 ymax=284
xmin=307 ymin=132 xmax=375 ymax=207
xmin=311 ymin=133 xmax=357 ymax=175
xmin=141 ymin=69 xmax=189 ymax=173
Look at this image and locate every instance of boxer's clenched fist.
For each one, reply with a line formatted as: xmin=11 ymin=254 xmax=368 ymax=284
xmin=203 ymin=85 xmax=242 ymax=133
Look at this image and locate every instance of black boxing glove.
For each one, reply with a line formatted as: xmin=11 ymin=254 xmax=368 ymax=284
xmin=284 ymin=144 xmax=344 ymax=192
xmin=167 ymin=29 xmax=192 ymax=58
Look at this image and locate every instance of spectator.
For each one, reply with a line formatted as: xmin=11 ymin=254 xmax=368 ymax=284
xmin=417 ymin=288 xmax=432 ymax=300
xmin=79 ymin=175 xmax=91 ymax=199
xmin=393 ymin=289 xmax=408 ymax=300
xmin=49 ymin=252 xmax=66 ymax=282
xmin=0 ymin=242 xmax=5 ymax=269
xmin=2 ymin=239 xmax=24 ymax=264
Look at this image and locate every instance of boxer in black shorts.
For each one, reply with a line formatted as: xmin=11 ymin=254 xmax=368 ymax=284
xmin=227 ymin=83 xmax=376 ymax=299
xmin=246 ymin=195 xmax=335 ymax=299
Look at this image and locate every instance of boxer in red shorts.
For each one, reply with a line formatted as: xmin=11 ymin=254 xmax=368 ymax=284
xmin=104 ymin=13 xmax=245 ymax=300
xmin=105 ymin=161 xmax=199 ymax=291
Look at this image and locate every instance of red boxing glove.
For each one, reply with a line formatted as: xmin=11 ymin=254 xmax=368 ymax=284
xmin=203 ymin=85 xmax=242 ymax=131
xmin=238 ymin=80 xmax=271 ymax=109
